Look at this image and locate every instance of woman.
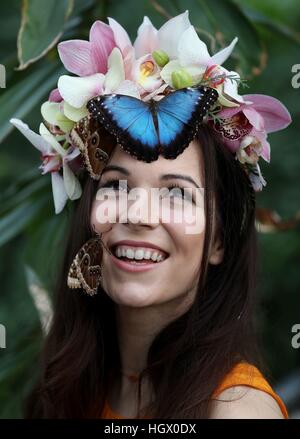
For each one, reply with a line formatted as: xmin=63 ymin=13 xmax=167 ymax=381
xmin=24 ymin=125 xmax=288 ymax=419
xmin=10 ymin=12 xmax=291 ymax=419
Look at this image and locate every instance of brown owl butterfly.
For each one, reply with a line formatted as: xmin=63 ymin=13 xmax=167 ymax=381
xmin=70 ymin=115 xmax=117 ymax=180
xmin=67 ymin=236 xmax=103 ymax=296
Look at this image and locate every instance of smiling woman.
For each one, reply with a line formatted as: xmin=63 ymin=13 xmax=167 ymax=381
xmin=24 ymin=125 xmax=288 ymax=419
xmin=10 ymin=10 xmax=292 ymax=420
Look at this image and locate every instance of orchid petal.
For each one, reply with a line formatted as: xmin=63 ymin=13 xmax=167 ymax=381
xmin=114 ymin=80 xmax=141 ymax=98
xmin=261 ymin=138 xmax=271 ymax=163
xmin=185 ymin=65 xmax=206 ymax=84
xmin=124 ymin=45 xmax=136 ymax=80
xmin=178 ymin=26 xmax=211 ymax=67
xmin=58 ymin=73 xmax=105 ymax=108
xmin=104 ymin=47 xmax=125 ymax=93
xmin=243 ymin=94 xmax=292 ymax=133
xmin=51 ymin=172 xmax=69 ymax=214
xmin=249 ymin=163 xmax=266 ymax=191
xmin=243 ymin=107 xmax=265 ymax=131
xmin=55 ymin=113 xmax=75 ymax=133
xmin=107 ymin=17 xmax=135 ymax=79
xmin=63 ymin=101 xmax=88 ymax=122
xmin=65 ymin=147 xmax=81 ymax=161
xmin=89 ymin=20 xmax=116 ymax=73
xmin=253 ymin=129 xmax=271 ymax=162
xmin=57 ymin=40 xmax=99 ymax=76
xmin=63 ymin=162 xmax=82 ymax=200
xmin=41 ymin=155 xmax=61 ymax=174
xmin=39 ymin=123 xmax=66 ymax=156
xmin=139 ymin=76 xmax=163 ymax=94
xmin=48 ymin=88 xmax=62 ymax=102
xmin=10 ymin=118 xmax=51 ymax=154
xmin=211 ymin=37 xmax=238 ymax=66
xmin=218 ymin=105 xmax=243 ymax=118
xmin=108 ymin=17 xmax=132 ymax=54
xmin=217 ymin=92 xmax=240 ymax=108
xmin=142 ymin=83 xmax=169 ymax=101
xmin=41 ymin=101 xmax=60 ymax=125
xmin=134 ymin=16 xmax=158 ymax=58
xmin=223 ymin=71 xmax=245 ymax=103
xmin=157 ymin=10 xmax=191 ymax=59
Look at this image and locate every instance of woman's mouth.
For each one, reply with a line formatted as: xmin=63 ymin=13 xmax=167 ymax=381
xmin=109 ymin=244 xmax=170 ymax=273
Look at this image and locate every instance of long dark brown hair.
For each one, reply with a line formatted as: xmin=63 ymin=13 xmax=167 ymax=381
xmin=24 ymin=124 xmax=264 ymax=418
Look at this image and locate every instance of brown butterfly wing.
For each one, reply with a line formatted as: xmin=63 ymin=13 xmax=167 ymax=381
xmin=76 ymin=237 xmax=103 ymax=296
xmin=67 ymin=257 xmax=81 ymax=289
xmin=67 ymin=237 xmax=103 ymax=296
xmin=70 ymin=116 xmax=116 ymax=180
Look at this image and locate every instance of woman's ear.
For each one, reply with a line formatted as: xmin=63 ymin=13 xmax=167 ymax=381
xmin=208 ymin=237 xmax=224 ymax=265
xmin=208 ymin=201 xmax=224 ymax=265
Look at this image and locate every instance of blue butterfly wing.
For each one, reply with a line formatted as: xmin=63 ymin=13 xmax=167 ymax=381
xmin=87 ymin=95 xmax=159 ymax=162
xmin=156 ymin=86 xmax=219 ymax=158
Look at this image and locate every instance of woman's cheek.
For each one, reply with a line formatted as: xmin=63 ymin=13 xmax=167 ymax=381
xmin=161 ymin=199 xmax=205 ymax=236
xmin=90 ymin=198 xmax=118 ymax=234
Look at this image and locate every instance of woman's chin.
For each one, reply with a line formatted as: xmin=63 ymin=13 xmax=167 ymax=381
xmin=106 ymin=287 xmax=158 ymax=308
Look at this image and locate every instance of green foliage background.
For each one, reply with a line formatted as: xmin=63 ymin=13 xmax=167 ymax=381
xmin=0 ymin=0 xmax=299 ymax=418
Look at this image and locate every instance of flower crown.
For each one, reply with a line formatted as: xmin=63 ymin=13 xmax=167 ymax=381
xmin=10 ymin=10 xmax=291 ymax=214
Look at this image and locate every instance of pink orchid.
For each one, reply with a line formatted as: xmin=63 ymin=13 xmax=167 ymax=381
xmin=216 ymin=94 xmax=292 ymax=162
xmin=58 ymin=21 xmax=116 ymax=76
xmin=58 ymin=47 xmax=142 ymax=108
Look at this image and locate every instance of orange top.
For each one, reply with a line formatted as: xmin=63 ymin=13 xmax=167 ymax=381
xmin=101 ymin=362 xmax=288 ymax=419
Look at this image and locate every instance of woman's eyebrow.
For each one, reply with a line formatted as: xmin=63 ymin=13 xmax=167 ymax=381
xmin=160 ymin=174 xmax=201 ymax=189
xmin=101 ymin=165 xmax=129 ymax=176
xmin=101 ymin=165 xmax=201 ymax=188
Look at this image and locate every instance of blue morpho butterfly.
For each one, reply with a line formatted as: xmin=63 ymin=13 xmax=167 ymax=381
xmin=86 ymin=85 xmax=219 ymax=163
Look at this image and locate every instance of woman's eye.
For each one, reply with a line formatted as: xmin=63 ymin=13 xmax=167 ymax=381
xmin=167 ymin=186 xmax=194 ymax=203
xmin=98 ymin=179 xmax=128 ymax=192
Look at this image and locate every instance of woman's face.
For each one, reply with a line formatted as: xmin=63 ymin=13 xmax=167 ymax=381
xmin=90 ymin=140 xmax=217 ymax=309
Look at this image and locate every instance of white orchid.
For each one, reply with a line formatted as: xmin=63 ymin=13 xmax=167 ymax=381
xmin=146 ymin=11 xmax=244 ymax=106
xmin=10 ymin=118 xmax=82 ymax=214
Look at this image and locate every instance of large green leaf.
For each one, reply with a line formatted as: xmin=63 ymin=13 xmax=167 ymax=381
xmin=0 ymin=195 xmax=50 ymax=247
xmin=0 ymin=177 xmax=48 ymax=216
xmin=17 ymin=0 xmax=74 ymax=70
xmin=0 ymin=0 xmax=22 ymax=62
xmin=0 ymin=62 xmax=64 ymax=143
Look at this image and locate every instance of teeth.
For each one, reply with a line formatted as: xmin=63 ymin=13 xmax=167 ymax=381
xmin=151 ymin=251 xmax=159 ymax=261
xmin=114 ymin=246 xmax=167 ymax=262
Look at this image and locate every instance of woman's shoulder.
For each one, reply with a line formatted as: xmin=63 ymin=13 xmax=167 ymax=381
xmin=210 ymin=362 xmax=288 ymax=419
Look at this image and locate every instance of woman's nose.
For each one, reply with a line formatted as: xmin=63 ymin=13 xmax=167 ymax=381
xmin=123 ymin=187 xmax=160 ymax=228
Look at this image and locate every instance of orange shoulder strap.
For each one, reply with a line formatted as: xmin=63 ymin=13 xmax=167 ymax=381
xmin=212 ymin=362 xmax=288 ymax=419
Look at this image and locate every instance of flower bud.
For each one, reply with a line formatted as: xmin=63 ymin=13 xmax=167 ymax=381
xmin=152 ymin=50 xmax=169 ymax=67
xmin=171 ymin=69 xmax=193 ymax=89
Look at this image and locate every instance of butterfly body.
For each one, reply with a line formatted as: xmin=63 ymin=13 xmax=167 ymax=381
xmin=87 ymin=86 xmax=219 ymax=162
